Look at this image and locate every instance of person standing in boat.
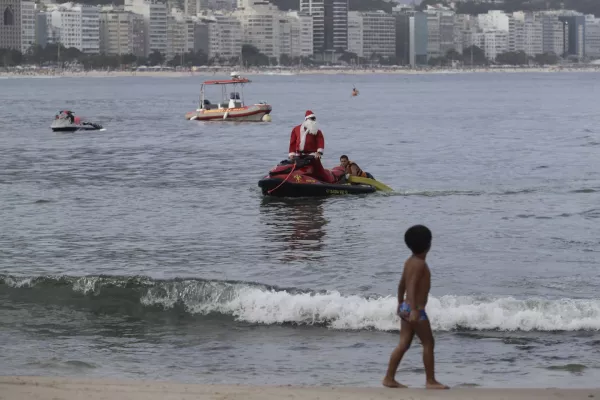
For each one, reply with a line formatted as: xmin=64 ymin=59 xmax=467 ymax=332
xmin=288 ymin=110 xmax=335 ymax=184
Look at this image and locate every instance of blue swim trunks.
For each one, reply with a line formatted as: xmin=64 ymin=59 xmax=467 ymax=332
xmin=397 ymin=302 xmax=428 ymax=322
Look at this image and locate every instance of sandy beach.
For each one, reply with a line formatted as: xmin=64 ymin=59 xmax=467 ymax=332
xmin=0 ymin=376 xmax=599 ymax=400
xmin=1 ymin=66 xmax=600 ymax=78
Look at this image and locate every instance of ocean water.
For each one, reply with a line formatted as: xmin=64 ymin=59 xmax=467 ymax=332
xmin=1 ymin=72 xmax=600 ymax=388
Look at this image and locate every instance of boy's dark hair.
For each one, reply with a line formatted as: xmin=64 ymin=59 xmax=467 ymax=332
xmin=340 ymin=155 xmax=348 ymax=160
xmin=404 ymin=225 xmax=432 ymax=254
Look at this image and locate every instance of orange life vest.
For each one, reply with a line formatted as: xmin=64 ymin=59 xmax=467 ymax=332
xmin=345 ymin=161 xmax=367 ymax=177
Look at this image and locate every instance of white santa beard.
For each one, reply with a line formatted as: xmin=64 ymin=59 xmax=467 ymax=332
xmin=299 ymin=120 xmax=318 ymax=152
xmin=303 ymin=119 xmax=318 ymax=135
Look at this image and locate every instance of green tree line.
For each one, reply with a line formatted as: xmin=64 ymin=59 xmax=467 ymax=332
xmin=2 ymin=44 xmax=565 ymax=69
xmin=0 ymin=44 xmax=316 ymax=68
xmin=425 ymin=46 xmax=561 ymax=66
xmin=0 ymin=44 xmax=206 ymax=68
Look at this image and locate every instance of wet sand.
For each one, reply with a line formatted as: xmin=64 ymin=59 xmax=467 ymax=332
xmin=1 ymin=376 xmax=599 ymax=400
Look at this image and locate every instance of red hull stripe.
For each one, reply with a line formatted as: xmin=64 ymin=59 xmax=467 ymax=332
xmin=193 ymin=109 xmax=270 ymax=120
xmin=203 ymin=79 xmax=251 ymax=85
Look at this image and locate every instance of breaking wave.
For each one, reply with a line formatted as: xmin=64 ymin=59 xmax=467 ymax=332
xmin=1 ymin=274 xmax=599 ymax=332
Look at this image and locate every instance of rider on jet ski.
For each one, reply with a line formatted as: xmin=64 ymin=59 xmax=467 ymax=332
xmin=288 ymin=110 xmax=335 ymax=184
xmin=57 ymin=110 xmax=81 ymax=125
xmin=56 ymin=110 xmax=74 ymax=123
xmin=340 ymin=155 xmax=374 ymax=179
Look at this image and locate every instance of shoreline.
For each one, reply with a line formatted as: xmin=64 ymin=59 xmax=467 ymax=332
xmin=1 ymin=376 xmax=599 ymax=400
xmin=1 ymin=66 xmax=600 ymax=78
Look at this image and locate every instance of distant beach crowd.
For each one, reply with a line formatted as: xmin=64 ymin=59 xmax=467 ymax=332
xmin=1 ymin=65 xmax=600 ymax=78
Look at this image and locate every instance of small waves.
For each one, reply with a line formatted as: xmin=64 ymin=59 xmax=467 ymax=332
xmin=1 ymin=274 xmax=599 ymax=332
xmin=24 ymin=359 xmax=97 ymax=370
xmin=392 ymin=186 xmax=597 ymax=198
xmin=397 ymin=189 xmax=483 ymax=197
xmin=383 ymin=188 xmax=540 ymax=197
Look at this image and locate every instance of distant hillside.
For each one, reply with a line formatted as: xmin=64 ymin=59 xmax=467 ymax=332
xmin=66 ymin=0 xmax=600 ymax=15
xmin=78 ymin=0 xmax=124 ymax=5
xmin=256 ymin=0 xmax=397 ymax=13
xmin=75 ymin=0 xmax=190 ymax=6
xmin=76 ymin=0 xmax=395 ymax=11
xmin=419 ymin=0 xmax=600 ymax=16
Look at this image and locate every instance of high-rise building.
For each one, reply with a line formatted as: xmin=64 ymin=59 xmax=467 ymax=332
xmin=585 ymin=16 xmax=600 ymax=58
xmin=537 ymin=13 xmax=565 ymax=55
xmin=185 ymin=0 xmax=200 ymax=16
xmin=453 ymin=14 xmax=478 ymax=52
xmin=49 ymin=4 xmax=82 ymax=50
xmin=347 ymin=10 xmax=362 ymax=57
xmin=477 ymin=10 xmax=509 ymax=32
xmin=193 ymin=20 xmax=209 ymax=54
xmin=233 ymin=2 xmax=281 ymax=58
xmin=286 ymin=11 xmax=313 ymax=58
xmin=0 ymin=0 xmax=21 ymax=51
xmin=508 ymin=15 xmax=521 ymax=52
xmin=195 ymin=13 xmax=241 ymax=59
xmin=236 ymin=0 xmax=261 ymax=9
xmin=474 ymin=30 xmax=508 ymax=60
xmin=424 ymin=9 xmax=455 ymax=59
xmin=232 ymin=4 xmax=313 ymax=60
xmin=300 ymin=0 xmax=348 ymax=59
xmin=348 ymin=11 xmax=395 ymax=59
xmin=99 ymin=6 xmax=145 ymax=57
xmin=511 ymin=12 xmax=542 ymax=56
xmin=392 ymin=7 xmax=428 ymax=67
xmin=36 ymin=11 xmax=49 ymax=47
xmin=331 ymin=0 xmax=348 ymax=52
xmin=125 ymin=0 xmax=168 ymax=56
xmin=81 ymin=5 xmax=100 ymax=54
xmin=21 ymin=1 xmax=35 ymax=53
xmin=167 ymin=9 xmax=195 ymax=59
xmin=558 ymin=14 xmax=586 ymax=58
xmin=47 ymin=3 xmax=99 ymax=54
xmin=409 ymin=12 xmax=428 ymax=65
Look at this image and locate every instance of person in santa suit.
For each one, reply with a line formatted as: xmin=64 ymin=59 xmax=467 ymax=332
xmin=288 ymin=110 xmax=335 ymax=184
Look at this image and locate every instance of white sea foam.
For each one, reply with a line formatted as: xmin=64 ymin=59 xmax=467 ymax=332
xmin=3 ymin=275 xmax=598 ymax=332
xmin=139 ymin=281 xmax=600 ymax=332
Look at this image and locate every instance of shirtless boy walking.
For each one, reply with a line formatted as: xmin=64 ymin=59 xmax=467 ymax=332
xmin=382 ymin=224 xmax=449 ymax=390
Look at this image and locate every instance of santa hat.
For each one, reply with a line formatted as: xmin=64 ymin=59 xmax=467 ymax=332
xmin=304 ymin=110 xmax=315 ymax=120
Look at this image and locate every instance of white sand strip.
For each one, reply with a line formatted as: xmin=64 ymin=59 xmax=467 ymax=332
xmin=1 ymin=67 xmax=600 ymax=79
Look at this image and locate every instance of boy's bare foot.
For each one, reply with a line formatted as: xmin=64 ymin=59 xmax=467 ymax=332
xmin=426 ymin=381 xmax=450 ymax=389
xmin=382 ymin=378 xmax=407 ymax=388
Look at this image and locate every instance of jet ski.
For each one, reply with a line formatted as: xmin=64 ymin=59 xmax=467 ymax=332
xmin=51 ymin=110 xmax=103 ymax=132
xmin=258 ymin=154 xmax=378 ymax=197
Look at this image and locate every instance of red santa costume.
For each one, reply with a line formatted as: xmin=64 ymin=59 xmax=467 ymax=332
xmin=288 ymin=110 xmax=335 ymax=184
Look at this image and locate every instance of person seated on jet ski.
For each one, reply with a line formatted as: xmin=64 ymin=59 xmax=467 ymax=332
xmin=58 ymin=110 xmax=75 ymax=124
xmin=340 ymin=155 xmax=374 ymax=179
xmin=288 ymin=110 xmax=335 ymax=184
